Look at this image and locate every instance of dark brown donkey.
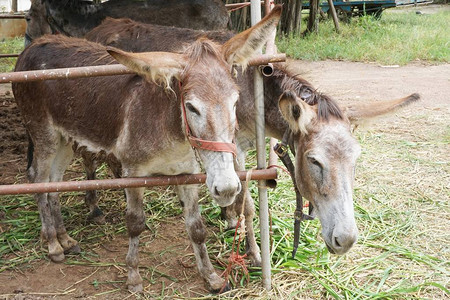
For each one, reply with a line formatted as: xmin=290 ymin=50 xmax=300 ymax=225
xmin=12 ymin=9 xmax=282 ymax=292
xmin=85 ymin=15 xmax=420 ymax=265
xmin=24 ymin=0 xmax=229 ymax=45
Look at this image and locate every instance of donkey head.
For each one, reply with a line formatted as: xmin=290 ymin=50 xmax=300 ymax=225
xmin=106 ymin=6 xmax=282 ymax=207
xmin=25 ymin=0 xmax=51 ymax=46
xmin=279 ymin=90 xmax=420 ymax=255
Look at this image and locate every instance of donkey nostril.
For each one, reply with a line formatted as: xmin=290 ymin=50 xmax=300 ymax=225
xmin=334 ymin=237 xmax=342 ymax=248
xmin=214 ymin=186 xmax=220 ymax=197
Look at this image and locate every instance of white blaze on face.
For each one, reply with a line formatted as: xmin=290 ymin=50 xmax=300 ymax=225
xmin=184 ymin=92 xmax=241 ymax=207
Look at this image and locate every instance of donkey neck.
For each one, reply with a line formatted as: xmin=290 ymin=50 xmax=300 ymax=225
xmin=46 ymin=0 xmax=105 ymax=37
xmin=235 ymin=68 xmax=290 ymax=141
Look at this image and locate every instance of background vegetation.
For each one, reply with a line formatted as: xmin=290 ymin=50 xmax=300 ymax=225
xmin=277 ymin=10 xmax=450 ymax=65
xmin=0 ymin=36 xmax=22 ymax=72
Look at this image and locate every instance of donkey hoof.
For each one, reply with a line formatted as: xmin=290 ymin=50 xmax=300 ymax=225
xmin=226 ymin=220 xmax=238 ymax=231
xmin=87 ymin=207 xmax=106 ymax=225
xmin=87 ymin=213 xmax=106 ymax=225
xmin=64 ymin=244 xmax=81 ymax=255
xmin=207 ymin=275 xmax=230 ymax=294
xmin=49 ymin=252 xmax=65 ymax=263
xmin=127 ymin=283 xmax=143 ymax=293
xmin=250 ymin=256 xmax=262 ymax=268
xmin=211 ymin=281 xmax=231 ymax=294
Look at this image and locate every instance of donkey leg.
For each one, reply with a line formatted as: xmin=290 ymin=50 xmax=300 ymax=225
xmin=29 ymin=142 xmax=65 ymax=262
xmin=81 ymin=151 xmax=105 ymax=224
xmin=221 ymin=203 xmax=238 ymax=230
xmin=176 ymin=185 xmax=226 ymax=292
xmin=124 ymin=186 xmax=146 ymax=292
xmin=48 ymin=142 xmax=80 ymax=254
xmin=242 ymin=188 xmax=261 ymax=266
xmin=229 ymin=149 xmax=261 ymax=266
xmin=225 ymin=184 xmax=261 ymax=267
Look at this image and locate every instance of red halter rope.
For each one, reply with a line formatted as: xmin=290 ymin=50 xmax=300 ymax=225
xmin=179 ymin=82 xmax=237 ymax=156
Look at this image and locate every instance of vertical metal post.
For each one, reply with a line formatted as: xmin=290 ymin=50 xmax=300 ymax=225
xmin=251 ymin=0 xmax=271 ymax=291
xmin=11 ymin=0 xmax=18 ymax=12
xmin=265 ymin=0 xmax=278 ymax=168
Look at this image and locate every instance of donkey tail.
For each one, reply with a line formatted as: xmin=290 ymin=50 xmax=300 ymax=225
xmin=344 ymin=93 xmax=420 ymax=126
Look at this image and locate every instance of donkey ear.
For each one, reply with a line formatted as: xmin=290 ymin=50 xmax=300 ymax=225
xmin=343 ymin=93 xmax=420 ymax=127
xmin=107 ymin=47 xmax=186 ymax=88
xmin=279 ymin=90 xmax=316 ymax=135
xmin=221 ymin=5 xmax=282 ymax=68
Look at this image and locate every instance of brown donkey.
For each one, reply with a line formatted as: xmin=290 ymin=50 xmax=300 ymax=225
xmin=12 ymin=8 xmax=282 ymax=292
xmin=84 ymin=15 xmax=420 ymax=263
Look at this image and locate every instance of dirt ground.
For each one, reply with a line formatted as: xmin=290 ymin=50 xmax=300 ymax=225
xmin=0 ymin=59 xmax=448 ymax=299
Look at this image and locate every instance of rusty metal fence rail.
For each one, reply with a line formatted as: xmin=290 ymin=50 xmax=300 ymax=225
xmin=0 ymin=169 xmax=277 ymax=195
xmin=0 ymin=54 xmax=286 ymax=84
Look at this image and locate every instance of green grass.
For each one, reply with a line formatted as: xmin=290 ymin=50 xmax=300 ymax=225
xmin=0 ymin=37 xmax=23 ymax=72
xmin=0 ymin=115 xmax=448 ymax=298
xmin=277 ymin=10 xmax=450 ymax=65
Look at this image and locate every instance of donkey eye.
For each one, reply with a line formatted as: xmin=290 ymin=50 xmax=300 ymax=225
xmin=308 ymin=157 xmax=322 ymax=169
xmin=186 ymin=103 xmax=200 ymax=115
xmin=308 ymin=156 xmax=324 ymax=187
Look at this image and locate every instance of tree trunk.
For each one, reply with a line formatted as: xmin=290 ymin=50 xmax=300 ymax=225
xmin=287 ymin=0 xmax=297 ymax=34
xmin=294 ymin=0 xmax=303 ymax=34
xmin=278 ymin=0 xmax=303 ymax=35
xmin=306 ymin=0 xmax=319 ymax=34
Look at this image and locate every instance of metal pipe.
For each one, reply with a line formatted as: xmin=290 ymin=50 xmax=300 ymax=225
xmin=11 ymin=0 xmax=18 ymax=13
xmin=264 ymin=0 xmax=279 ymax=173
xmin=225 ymin=1 xmax=264 ymax=9
xmin=248 ymin=53 xmax=285 ymax=66
xmin=0 ymin=53 xmax=20 ymax=58
xmin=0 ymin=14 xmax=24 ymax=19
xmin=251 ymin=0 xmax=272 ymax=291
xmin=0 ymin=169 xmax=277 ymax=196
xmin=0 ymin=54 xmax=286 ymax=84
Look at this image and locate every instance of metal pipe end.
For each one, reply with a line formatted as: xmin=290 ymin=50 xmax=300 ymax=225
xmin=266 ymin=179 xmax=277 ymax=189
xmin=259 ymin=63 xmax=274 ymax=77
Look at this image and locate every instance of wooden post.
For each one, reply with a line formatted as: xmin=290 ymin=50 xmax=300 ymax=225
xmin=327 ymin=0 xmax=341 ymax=33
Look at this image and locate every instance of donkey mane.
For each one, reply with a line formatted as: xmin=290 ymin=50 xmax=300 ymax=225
xmin=183 ymin=37 xmax=226 ymax=68
xmin=181 ymin=38 xmax=232 ymax=95
xmin=276 ymin=67 xmax=344 ymax=121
